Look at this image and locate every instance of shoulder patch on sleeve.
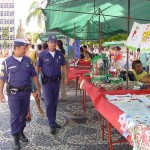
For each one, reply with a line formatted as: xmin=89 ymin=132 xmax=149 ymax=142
xmin=0 ymin=65 xmax=5 ymax=70
xmin=0 ymin=71 xmax=4 ymax=76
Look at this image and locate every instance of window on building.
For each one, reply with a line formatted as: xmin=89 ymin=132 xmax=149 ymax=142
xmin=6 ymin=11 xmax=9 ymax=16
xmin=10 ymin=27 xmax=14 ymax=32
xmin=4 ymin=19 xmax=7 ymax=24
xmin=9 ymin=43 xmax=13 ymax=48
xmin=0 ymin=19 xmax=3 ymax=24
xmin=0 ymin=27 xmax=1 ymax=31
xmin=10 ymin=19 xmax=14 ymax=24
xmin=0 ymin=44 xmax=2 ymax=51
xmin=4 ymin=11 xmax=6 ymax=16
xmin=8 ymin=3 xmax=10 ymax=8
xmin=3 ymin=11 xmax=9 ymax=16
xmin=10 ymin=11 xmax=14 ymax=16
xmin=7 ymin=19 xmax=9 ymax=24
xmin=9 ymin=35 xmax=13 ymax=40
xmin=0 ymin=35 xmax=1 ymax=40
xmin=0 ymin=3 xmax=3 ymax=8
xmin=4 ymin=3 xmax=8 ymax=8
xmin=10 ymin=3 xmax=14 ymax=8
xmin=0 ymin=11 xmax=3 ymax=16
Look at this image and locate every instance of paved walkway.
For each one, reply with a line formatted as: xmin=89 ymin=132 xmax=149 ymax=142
xmin=0 ymin=82 xmax=132 ymax=150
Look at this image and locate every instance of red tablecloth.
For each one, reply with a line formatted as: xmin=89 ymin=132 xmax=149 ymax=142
xmin=78 ymin=60 xmax=91 ymax=66
xmin=80 ymin=78 xmax=150 ymax=145
xmin=68 ymin=67 xmax=91 ymax=81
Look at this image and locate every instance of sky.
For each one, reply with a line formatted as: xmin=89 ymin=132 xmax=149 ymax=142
xmin=14 ymin=0 xmax=46 ymax=34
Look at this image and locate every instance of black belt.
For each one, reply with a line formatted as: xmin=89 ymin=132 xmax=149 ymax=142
xmin=7 ymin=84 xmax=32 ymax=94
xmin=41 ymin=75 xmax=61 ymax=84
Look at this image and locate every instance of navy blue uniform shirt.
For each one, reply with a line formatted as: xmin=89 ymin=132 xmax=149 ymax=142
xmin=37 ymin=49 xmax=66 ymax=77
xmin=0 ymin=56 xmax=37 ymax=87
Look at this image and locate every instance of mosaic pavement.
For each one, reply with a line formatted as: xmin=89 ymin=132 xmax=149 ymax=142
xmin=0 ymin=82 xmax=133 ymax=150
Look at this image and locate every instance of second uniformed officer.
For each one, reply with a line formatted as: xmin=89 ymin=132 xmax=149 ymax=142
xmin=0 ymin=39 xmax=41 ymax=150
xmin=37 ymin=35 xmax=68 ymax=134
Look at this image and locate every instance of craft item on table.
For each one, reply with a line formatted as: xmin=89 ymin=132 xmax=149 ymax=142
xmin=122 ymin=81 xmax=140 ymax=90
xmin=91 ymin=53 xmax=109 ymax=75
xmin=129 ymin=124 xmax=150 ymax=150
xmin=106 ymin=93 xmax=150 ymax=149
xmin=100 ymin=84 xmax=113 ymax=90
xmin=83 ymin=72 xmax=91 ymax=77
xmin=69 ymin=59 xmax=79 ymax=67
xmin=105 ymin=94 xmax=150 ymax=124
xmin=134 ymin=95 xmax=150 ymax=106
xmin=91 ymin=75 xmax=124 ymax=89
xmin=105 ymin=94 xmax=132 ymax=101
xmin=109 ymin=77 xmax=123 ymax=85
xmin=118 ymin=113 xmax=136 ymax=138
xmin=91 ymin=75 xmax=106 ymax=87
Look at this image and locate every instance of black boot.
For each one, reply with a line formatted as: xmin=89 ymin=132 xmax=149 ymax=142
xmin=12 ymin=133 xmax=21 ymax=150
xmin=19 ymin=128 xmax=28 ymax=142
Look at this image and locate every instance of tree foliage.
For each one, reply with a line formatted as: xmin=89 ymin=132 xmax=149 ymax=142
xmin=102 ymin=33 xmax=127 ymax=43
xmin=25 ymin=32 xmax=32 ymax=37
xmin=2 ymin=27 xmax=9 ymax=49
xmin=33 ymin=32 xmax=39 ymax=43
xmin=2 ymin=27 xmax=9 ymax=40
xmin=3 ymin=41 xmax=8 ymax=49
xmin=26 ymin=1 xmax=45 ymax=28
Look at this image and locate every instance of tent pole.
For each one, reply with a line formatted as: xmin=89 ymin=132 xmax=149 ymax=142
xmin=99 ymin=8 xmax=102 ymax=53
xmin=94 ymin=0 xmax=96 ymax=12
xmin=126 ymin=0 xmax=130 ymax=89
xmin=87 ymin=20 xmax=90 ymax=40
xmin=74 ymin=22 xmax=76 ymax=67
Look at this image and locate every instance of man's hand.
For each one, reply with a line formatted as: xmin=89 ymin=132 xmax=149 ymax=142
xmin=64 ymin=77 xmax=68 ymax=85
xmin=35 ymin=88 xmax=41 ymax=100
xmin=0 ymin=93 xmax=6 ymax=103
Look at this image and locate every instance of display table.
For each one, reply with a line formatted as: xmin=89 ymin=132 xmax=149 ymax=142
xmin=68 ymin=67 xmax=91 ymax=81
xmin=80 ymin=78 xmax=150 ymax=150
xmin=68 ymin=67 xmax=91 ymax=96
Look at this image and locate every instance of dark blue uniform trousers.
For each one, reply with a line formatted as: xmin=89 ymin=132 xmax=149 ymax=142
xmin=8 ymin=91 xmax=31 ymax=135
xmin=42 ymin=82 xmax=60 ymax=127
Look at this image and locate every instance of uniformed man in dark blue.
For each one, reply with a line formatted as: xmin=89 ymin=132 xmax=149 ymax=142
xmin=36 ymin=35 xmax=68 ymax=134
xmin=0 ymin=39 xmax=41 ymax=150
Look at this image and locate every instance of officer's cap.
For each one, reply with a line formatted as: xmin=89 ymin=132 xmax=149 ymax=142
xmin=48 ymin=34 xmax=57 ymax=42
xmin=14 ymin=39 xmax=28 ymax=46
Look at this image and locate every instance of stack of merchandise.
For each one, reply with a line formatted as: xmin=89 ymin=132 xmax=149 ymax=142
xmin=90 ymin=54 xmax=124 ymax=90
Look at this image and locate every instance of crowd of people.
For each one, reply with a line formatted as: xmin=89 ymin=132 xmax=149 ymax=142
xmin=80 ymin=44 xmax=150 ymax=74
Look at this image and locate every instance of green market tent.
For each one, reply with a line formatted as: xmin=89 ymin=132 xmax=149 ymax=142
xmin=42 ymin=0 xmax=150 ymax=40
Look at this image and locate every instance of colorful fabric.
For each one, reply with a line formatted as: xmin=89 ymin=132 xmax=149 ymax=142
xmin=105 ymin=94 xmax=150 ymax=150
xmin=129 ymin=124 xmax=150 ymax=150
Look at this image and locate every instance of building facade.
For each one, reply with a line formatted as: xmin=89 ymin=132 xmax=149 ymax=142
xmin=0 ymin=0 xmax=15 ymax=51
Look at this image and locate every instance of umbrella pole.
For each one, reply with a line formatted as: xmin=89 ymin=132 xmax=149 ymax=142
xmin=99 ymin=8 xmax=102 ymax=53
xmin=126 ymin=0 xmax=131 ymax=89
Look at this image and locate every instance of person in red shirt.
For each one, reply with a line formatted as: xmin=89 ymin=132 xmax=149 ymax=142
xmin=113 ymin=46 xmax=122 ymax=74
